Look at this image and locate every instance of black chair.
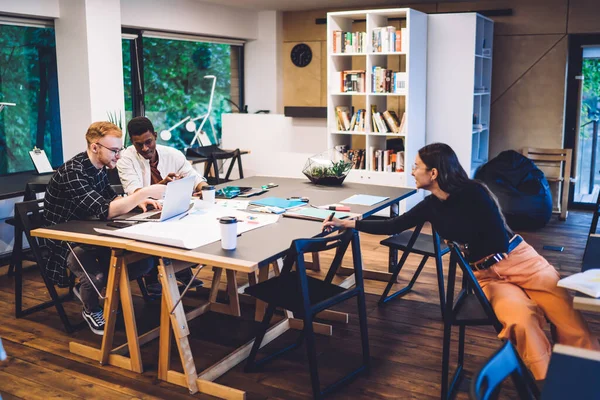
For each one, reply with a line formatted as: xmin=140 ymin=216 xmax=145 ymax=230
xmin=379 ymin=223 xmax=449 ymax=317
xmin=203 ymin=148 xmax=244 ymax=185
xmin=582 ymin=190 xmax=600 ymax=271
xmin=7 ymin=182 xmax=48 ymax=276
xmin=244 ymin=229 xmax=369 ymax=399
xmin=470 ymin=340 xmax=540 ymax=400
xmin=441 ymin=242 xmax=503 ymax=400
xmin=14 ymin=199 xmax=80 ymax=333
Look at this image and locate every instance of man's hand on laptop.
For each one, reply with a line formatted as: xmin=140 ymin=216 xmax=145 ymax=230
xmin=138 ymin=198 xmax=163 ymax=213
xmin=158 ymin=172 xmax=181 ymax=185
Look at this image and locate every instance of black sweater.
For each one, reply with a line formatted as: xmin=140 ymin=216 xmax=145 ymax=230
xmin=355 ymin=181 xmax=510 ymax=263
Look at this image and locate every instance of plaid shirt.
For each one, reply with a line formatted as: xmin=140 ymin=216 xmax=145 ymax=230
xmin=43 ymin=152 xmax=117 ymax=287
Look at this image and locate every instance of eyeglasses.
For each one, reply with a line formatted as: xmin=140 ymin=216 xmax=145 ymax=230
xmin=411 ymin=163 xmax=431 ymax=172
xmin=95 ymin=142 xmax=124 ymax=156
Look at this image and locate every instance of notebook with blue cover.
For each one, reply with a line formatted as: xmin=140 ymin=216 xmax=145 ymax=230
xmin=250 ymin=197 xmax=306 ymax=210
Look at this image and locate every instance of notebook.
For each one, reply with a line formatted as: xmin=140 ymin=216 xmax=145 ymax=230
xmin=283 ymin=207 xmax=357 ymax=222
xmin=557 ymin=269 xmax=600 ymax=298
xmin=250 ymin=197 xmax=307 ymax=210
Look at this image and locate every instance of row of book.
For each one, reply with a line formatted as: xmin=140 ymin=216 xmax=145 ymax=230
xmin=334 ymin=105 xmax=406 ymax=134
xmin=334 ymin=145 xmax=405 ymax=172
xmin=372 ymin=68 xmax=407 ymax=93
xmin=372 ymin=110 xmax=406 ymax=134
xmin=371 ymin=149 xmax=405 ymax=172
xmin=332 ymin=30 xmax=367 ymax=54
xmin=335 ymin=106 xmax=367 ymax=132
xmin=340 ymin=70 xmax=366 ymax=93
xmin=372 ymin=27 xmax=407 ymax=53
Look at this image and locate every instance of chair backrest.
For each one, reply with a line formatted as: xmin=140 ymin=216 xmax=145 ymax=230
xmin=24 ymin=182 xmax=48 ymax=201
xmin=447 ymin=242 xmax=502 ymax=332
xmin=470 ymin=341 xmax=539 ymax=400
xmin=589 ymin=189 xmax=600 ymax=236
xmin=522 ymin=147 xmax=572 ymax=218
xmin=203 ymin=148 xmax=244 ymax=185
xmin=15 ymin=199 xmax=48 ymax=270
xmin=278 ymin=229 xmax=362 ymax=301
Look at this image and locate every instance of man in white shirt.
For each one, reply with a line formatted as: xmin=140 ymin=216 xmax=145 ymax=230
xmin=117 ymin=116 xmax=208 ymax=195
xmin=117 ymin=116 xmax=205 ymax=293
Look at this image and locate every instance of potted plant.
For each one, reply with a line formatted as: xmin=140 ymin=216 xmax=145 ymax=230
xmin=302 ymin=149 xmax=353 ymax=186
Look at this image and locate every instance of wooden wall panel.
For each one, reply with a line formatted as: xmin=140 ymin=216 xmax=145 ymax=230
xmin=567 ymin=0 xmax=600 ymax=34
xmin=489 ymin=36 xmax=568 ymax=155
xmin=491 ymin=34 xmax=564 ymax=103
xmin=438 ymin=0 xmax=568 ymax=35
xmin=283 ymin=41 xmax=323 ymax=107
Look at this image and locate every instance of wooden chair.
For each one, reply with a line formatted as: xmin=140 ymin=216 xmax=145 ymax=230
xmin=378 ymin=223 xmax=449 ymax=318
xmin=470 ymin=340 xmax=540 ymax=400
xmin=244 ymin=229 xmax=369 ymax=399
xmin=522 ymin=148 xmax=572 ymax=220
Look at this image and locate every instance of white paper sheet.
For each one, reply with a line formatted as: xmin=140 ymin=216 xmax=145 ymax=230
xmin=340 ymin=194 xmax=390 ymax=206
xmin=29 ymin=149 xmax=53 ymax=173
xmin=95 ymin=207 xmax=280 ymax=249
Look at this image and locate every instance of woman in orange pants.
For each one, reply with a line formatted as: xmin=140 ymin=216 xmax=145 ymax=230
xmin=324 ymin=143 xmax=599 ymax=380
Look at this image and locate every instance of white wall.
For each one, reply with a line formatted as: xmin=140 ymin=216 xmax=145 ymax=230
xmin=55 ymin=0 xmax=125 ymax=160
xmin=222 ymin=114 xmax=326 ymax=178
xmin=120 ymin=0 xmax=258 ymax=40
xmin=245 ymin=11 xmax=283 ymax=114
xmin=0 ymin=0 xmax=59 ymax=18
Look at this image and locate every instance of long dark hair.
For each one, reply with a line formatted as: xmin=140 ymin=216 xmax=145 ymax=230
xmin=418 ymin=143 xmax=514 ymax=235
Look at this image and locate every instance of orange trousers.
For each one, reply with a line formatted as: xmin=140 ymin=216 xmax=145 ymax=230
xmin=473 ymin=239 xmax=600 ymax=380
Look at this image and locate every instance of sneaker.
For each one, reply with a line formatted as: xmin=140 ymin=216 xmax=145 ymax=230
xmin=82 ymin=308 xmax=105 ymax=336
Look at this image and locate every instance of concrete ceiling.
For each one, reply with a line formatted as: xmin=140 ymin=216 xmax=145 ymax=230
xmin=196 ymin=0 xmax=462 ymax=12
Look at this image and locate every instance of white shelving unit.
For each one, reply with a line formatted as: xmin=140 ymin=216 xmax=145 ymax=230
xmin=327 ymin=8 xmax=428 ymax=212
xmin=426 ymin=13 xmax=494 ymax=177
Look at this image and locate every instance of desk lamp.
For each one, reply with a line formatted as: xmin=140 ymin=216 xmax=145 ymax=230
xmin=158 ymin=75 xmax=217 ymax=147
xmin=0 ymin=102 xmax=16 ymax=113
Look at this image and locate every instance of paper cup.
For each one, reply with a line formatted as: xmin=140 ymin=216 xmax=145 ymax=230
xmin=202 ymin=185 xmax=216 ymax=203
xmin=219 ymin=216 xmax=238 ymax=250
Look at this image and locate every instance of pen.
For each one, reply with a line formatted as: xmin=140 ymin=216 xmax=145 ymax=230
xmin=178 ymin=212 xmax=189 ymax=221
xmin=323 ymin=212 xmax=335 ymax=233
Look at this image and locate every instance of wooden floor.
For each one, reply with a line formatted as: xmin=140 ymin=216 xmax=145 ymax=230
xmin=1 ymin=211 xmax=599 ymax=399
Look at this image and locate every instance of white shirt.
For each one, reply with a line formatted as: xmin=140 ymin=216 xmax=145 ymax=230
xmin=117 ymin=144 xmax=205 ymax=195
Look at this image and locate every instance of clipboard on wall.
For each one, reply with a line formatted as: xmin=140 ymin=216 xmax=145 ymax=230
xmin=29 ymin=147 xmax=54 ymax=175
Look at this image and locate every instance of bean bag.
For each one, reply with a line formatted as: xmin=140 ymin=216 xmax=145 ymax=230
xmin=475 ymin=150 xmax=553 ymax=230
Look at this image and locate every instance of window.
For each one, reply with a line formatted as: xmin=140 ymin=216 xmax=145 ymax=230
xmin=122 ymin=31 xmax=244 ymax=150
xmin=0 ymin=21 xmax=63 ymax=175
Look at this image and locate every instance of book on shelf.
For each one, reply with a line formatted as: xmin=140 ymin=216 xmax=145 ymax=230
xmin=340 ymin=70 xmax=366 ymax=93
xmin=557 ymin=269 xmax=600 ymax=298
xmin=335 ymin=105 xmax=352 ymax=131
xmin=383 ymin=110 xmax=401 ymax=133
xmin=398 ymin=112 xmax=407 ymax=134
xmin=372 ymin=67 xmax=407 ymax=93
xmin=333 ymin=30 xmax=367 ymax=54
xmin=369 ymin=147 xmax=405 ymax=172
xmin=372 ymin=26 xmax=407 ymax=53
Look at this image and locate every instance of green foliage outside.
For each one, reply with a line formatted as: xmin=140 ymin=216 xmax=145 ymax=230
xmin=123 ymin=38 xmax=234 ymax=150
xmin=0 ymin=25 xmax=62 ymax=175
xmin=581 ymin=58 xmax=600 ymax=137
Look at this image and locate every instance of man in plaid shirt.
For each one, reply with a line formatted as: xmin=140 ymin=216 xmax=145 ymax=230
xmin=43 ymin=121 xmax=165 ymax=335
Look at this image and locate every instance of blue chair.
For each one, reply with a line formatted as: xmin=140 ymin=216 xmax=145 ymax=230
xmin=470 ymin=340 xmax=540 ymax=400
xmin=244 ymin=229 xmax=369 ymax=399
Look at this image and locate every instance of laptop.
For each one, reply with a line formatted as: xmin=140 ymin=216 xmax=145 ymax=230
xmin=124 ymin=176 xmax=195 ymax=222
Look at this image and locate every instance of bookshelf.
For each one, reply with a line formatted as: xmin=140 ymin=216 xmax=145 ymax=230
xmin=426 ymin=13 xmax=494 ymax=177
xmin=327 ymin=8 xmax=428 ymax=211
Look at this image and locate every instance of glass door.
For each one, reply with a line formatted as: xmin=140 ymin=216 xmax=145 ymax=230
xmin=565 ymin=35 xmax=600 ymax=208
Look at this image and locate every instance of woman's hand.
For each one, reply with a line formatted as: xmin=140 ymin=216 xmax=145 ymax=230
xmin=322 ymin=217 xmax=353 ymax=233
xmin=138 ymin=198 xmax=163 ymax=213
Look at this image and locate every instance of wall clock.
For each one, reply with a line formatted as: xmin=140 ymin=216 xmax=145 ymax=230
xmin=290 ymin=43 xmax=312 ymax=68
